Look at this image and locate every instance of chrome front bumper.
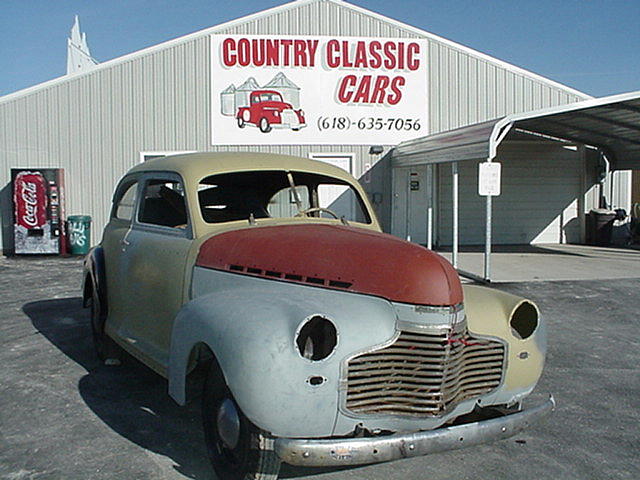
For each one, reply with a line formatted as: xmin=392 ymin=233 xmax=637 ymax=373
xmin=275 ymin=395 xmax=555 ymax=467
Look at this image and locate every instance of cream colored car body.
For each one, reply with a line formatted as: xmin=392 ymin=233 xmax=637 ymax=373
xmin=82 ymin=151 xmax=549 ymax=451
xmin=92 ymin=152 xmax=381 ymax=376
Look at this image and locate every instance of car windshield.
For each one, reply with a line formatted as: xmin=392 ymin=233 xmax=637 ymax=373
xmin=198 ymin=170 xmax=371 ymax=224
xmin=252 ymin=93 xmax=282 ymax=103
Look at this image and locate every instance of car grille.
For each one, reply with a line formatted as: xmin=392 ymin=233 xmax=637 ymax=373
xmin=345 ymin=328 xmax=505 ymax=417
xmin=282 ymin=109 xmax=298 ymax=125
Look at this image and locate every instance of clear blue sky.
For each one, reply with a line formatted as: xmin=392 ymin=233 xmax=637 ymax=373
xmin=1 ymin=0 xmax=638 ymax=98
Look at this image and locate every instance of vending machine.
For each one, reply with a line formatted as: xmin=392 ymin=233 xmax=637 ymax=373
xmin=12 ymin=168 xmax=66 ymax=254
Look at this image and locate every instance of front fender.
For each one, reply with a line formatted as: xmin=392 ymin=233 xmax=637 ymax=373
xmin=462 ymin=285 xmax=547 ymax=403
xmin=168 ymin=268 xmax=397 ymax=438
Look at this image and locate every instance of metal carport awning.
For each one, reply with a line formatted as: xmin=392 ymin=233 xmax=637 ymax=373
xmin=391 ymin=90 xmax=640 ymax=281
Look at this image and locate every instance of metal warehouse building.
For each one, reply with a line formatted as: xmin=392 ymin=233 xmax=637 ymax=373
xmin=1 ymin=0 xmax=638 ymax=274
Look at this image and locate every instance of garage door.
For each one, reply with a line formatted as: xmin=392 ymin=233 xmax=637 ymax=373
xmin=437 ymin=142 xmax=582 ymax=245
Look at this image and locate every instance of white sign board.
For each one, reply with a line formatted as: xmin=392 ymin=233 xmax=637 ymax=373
xmin=211 ymin=34 xmax=429 ymax=145
xmin=478 ymin=162 xmax=502 ymax=196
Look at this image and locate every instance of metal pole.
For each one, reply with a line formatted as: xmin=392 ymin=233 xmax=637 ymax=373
xmin=578 ymin=145 xmax=587 ymax=244
xmin=484 ymin=194 xmax=492 ymax=281
xmin=452 ymin=162 xmax=459 ymax=268
xmin=427 ymin=208 xmax=433 ymax=250
xmin=405 ymin=170 xmax=411 ymax=241
xmin=427 ymin=164 xmax=433 ymax=250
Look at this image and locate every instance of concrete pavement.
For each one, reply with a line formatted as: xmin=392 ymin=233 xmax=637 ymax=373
xmin=0 ymin=255 xmax=638 ymax=479
xmin=439 ymin=244 xmax=640 ymax=282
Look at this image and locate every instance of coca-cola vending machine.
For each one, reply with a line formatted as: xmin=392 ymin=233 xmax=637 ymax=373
xmin=11 ymin=168 xmax=66 ymax=254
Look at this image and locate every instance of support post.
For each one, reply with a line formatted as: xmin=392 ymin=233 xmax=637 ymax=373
xmin=578 ymin=145 xmax=587 ymax=244
xmin=452 ymin=162 xmax=459 ymax=268
xmin=427 ymin=164 xmax=433 ymax=250
xmin=405 ymin=170 xmax=411 ymax=241
xmin=427 ymin=208 xmax=433 ymax=250
xmin=484 ymin=194 xmax=492 ymax=281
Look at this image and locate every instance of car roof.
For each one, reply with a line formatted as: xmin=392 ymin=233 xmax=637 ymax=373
xmin=128 ymin=152 xmax=358 ymax=185
xmin=126 ymin=152 xmax=382 ymax=236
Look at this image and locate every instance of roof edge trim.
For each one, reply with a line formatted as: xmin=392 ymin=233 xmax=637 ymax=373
xmin=393 ymin=89 xmax=640 ymax=166
xmin=489 ymin=89 xmax=640 ymax=159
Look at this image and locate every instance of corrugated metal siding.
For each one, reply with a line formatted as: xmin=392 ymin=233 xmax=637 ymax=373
xmin=427 ymin=41 xmax=582 ymax=134
xmin=437 ymin=142 xmax=582 ymax=245
xmin=0 ymin=0 xmax=585 ymax=251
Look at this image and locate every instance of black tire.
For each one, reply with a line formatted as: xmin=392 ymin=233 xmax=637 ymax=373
xmin=202 ymin=360 xmax=281 ymax=480
xmin=259 ymin=117 xmax=272 ymax=133
xmin=90 ymin=287 xmax=120 ymax=363
xmin=237 ymin=117 xmax=245 ymax=128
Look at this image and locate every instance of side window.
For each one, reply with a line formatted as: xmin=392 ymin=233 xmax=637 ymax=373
xmin=138 ymin=179 xmax=188 ymax=229
xmin=114 ymin=182 xmax=138 ymax=221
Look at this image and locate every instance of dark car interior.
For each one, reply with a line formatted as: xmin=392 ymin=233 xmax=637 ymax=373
xmin=139 ymin=182 xmax=188 ymax=228
xmin=197 ymin=170 xmax=368 ymax=224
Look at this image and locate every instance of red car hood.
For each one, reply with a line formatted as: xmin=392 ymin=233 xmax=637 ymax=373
xmin=196 ymin=224 xmax=463 ymax=306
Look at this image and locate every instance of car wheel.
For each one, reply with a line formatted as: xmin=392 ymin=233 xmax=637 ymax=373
xmin=259 ymin=117 xmax=272 ymax=133
xmin=90 ymin=287 xmax=120 ymax=364
xmin=237 ymin=117 xmax=245 ymax=128
xmin=202 ymin=360 xmax=281 ymax=480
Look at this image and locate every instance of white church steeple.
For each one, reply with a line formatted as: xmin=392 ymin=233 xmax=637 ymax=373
xmin=66 ymin=16 xmax=98 ymax=75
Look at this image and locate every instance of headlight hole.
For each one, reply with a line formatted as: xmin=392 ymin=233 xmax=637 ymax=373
xmin=510 ymin=301 xmax=538 ymax=340
xmin=296 ymin=316 xmax=337 ymax=361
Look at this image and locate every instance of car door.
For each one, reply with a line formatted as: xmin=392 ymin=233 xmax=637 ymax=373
xmin=115 ymin=172 xmax=193 ymax=374
xmin=102 ymin=175 xmax=140 ymax=336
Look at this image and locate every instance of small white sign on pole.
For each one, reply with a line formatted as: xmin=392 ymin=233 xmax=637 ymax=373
xmin=478 ymin=162 xmax=501 ymax=196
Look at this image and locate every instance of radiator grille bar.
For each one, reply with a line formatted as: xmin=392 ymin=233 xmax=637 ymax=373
xmin=346 ymin=329 xmax=505 ymax=417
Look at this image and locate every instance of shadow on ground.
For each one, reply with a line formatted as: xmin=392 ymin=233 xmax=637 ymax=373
xmin=22 ymin=297 xmax=352 ymax=480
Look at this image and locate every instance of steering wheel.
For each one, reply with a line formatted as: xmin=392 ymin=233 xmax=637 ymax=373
xmin=295 ymin=207 xmax=340 ymax=219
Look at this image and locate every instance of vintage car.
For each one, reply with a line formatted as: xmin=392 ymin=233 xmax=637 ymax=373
xmin=83 ymin=152 xmax=554 ymax=480
xmin=236 ymin=90 xmax=306 ymax=133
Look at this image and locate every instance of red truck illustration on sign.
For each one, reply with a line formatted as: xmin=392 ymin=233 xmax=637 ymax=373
xmin=220 ymin=73 xmax=307 ymax=134
xmin=237 ymin=90 xmax=306 ymax=133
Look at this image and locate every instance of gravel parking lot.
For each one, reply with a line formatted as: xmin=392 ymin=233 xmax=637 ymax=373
xmin=1 ymin=255 xmax=638 ymax=480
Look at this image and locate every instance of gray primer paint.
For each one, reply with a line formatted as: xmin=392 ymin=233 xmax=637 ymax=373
xmin=170 ymin=267 xmax=397 ymax=438
xmin=169 ymin=268 xmax=544 ymax=438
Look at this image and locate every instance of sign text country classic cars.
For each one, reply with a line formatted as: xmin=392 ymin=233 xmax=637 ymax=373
xmin=211 ymin=35 xmax=429 ymax=145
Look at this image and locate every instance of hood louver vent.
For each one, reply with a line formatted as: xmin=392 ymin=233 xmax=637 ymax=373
xmin=227 ymin=264 xmax=353 ymax=290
